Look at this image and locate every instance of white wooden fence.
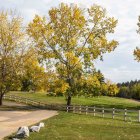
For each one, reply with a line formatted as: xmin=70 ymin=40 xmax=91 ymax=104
xmin=3 ymin=94 xmax=66 ymax=110
xmin=3 ymin=94 xmax=140 ymax=122
xmin=66 ymin=105 xmax=140 ymax=122
xmin=4 ymin=95 xmax=44 ymax=106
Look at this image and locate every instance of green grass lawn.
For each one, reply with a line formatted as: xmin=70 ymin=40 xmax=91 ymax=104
xmin=6 ymin=112 xmax=140 ymax=140
xmin=4 ymin=92 xmax=140 ymax=140
xmin=8 ymin=91 xmax=140 ymax=110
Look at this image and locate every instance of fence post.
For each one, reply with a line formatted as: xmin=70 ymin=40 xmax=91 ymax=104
xmin=86 ymin=106 xmax=88 ymax=115
xmin=138 ymin=110 xmax=140 ymax=122
xmin=67 ymin=106 xmax=69 ymax=112
xmin=39 ymin=102 xmax=41 ymax=107
xmin=73 ymin=105 xmax=75 ymax=113
xmin=26 ymin=99 xmax=28 ymax=104
xmin=102 ymin=107 xmax=104 ymax=118
xmin=93 ymin=106 xmax=96 ymax=116
xmin=124 ymin=109 xmax=127 ymax=121
xmin=112 ymin=108 xmax=115 ymax=119
xmin=79 ymin=105 xmax=81 ymax=114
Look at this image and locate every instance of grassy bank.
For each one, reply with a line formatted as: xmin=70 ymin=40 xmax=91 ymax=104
xmin=8 ymin=91 xmax=140 ymax=110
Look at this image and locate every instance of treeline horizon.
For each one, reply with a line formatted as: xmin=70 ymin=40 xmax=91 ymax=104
xmin=117 ymin=80 xmax=140 ymax=99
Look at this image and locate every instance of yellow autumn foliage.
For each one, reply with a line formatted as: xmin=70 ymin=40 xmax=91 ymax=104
xmin=27 ymin=3 xmax=118 ymax=105
xmin=134 ymin=48 xmax=140 ymax=62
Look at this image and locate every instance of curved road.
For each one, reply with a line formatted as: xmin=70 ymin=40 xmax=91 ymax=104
xmin=0 ymin=101 xmax=58 ymax=139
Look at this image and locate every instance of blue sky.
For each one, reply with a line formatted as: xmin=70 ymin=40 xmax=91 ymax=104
xmin=0 ymin=0 xmax=140 ymax=83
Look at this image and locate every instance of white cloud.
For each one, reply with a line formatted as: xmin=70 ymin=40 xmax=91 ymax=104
xmin=103 ymin=68 xmax=140 ymax=83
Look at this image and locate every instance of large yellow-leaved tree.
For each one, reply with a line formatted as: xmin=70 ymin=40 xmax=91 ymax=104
xmin=0 ymin=10 xmax=26 ymax=105
xmin=28 ymin=3 xmax=118 ymax=106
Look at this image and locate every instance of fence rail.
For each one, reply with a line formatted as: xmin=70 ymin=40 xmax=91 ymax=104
xmin=3 ymin=94 xmax=140 ymax=122
xmin=3 ymin=95 xmax=66 ymax=111
xmin=66 ymin=105 xmax=140 ymax=122
xmin=4 ymin=95 xmax=44 ymax=106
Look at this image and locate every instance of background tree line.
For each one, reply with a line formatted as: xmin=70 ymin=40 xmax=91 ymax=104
xmin=117 ymin=80 xmax=140 ymax=99
xmin=17 ymin=69 xmax=119 ymax=98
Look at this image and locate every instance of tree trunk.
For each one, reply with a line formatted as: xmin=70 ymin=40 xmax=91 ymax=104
xmin=0 ymin=94 xmax=3 ymax=106
xmin=67 ymin=95 xmax=71 ymax=106
xmin=67 ymin=77 xmax=73 ymax=106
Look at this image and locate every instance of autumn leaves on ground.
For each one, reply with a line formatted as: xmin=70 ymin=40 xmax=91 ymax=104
xmin=0 ymin=2 xmax=140 ymax=140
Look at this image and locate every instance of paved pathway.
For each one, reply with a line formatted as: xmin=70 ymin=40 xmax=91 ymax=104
xmin=0 ymin=102 xmax=58 ymax=139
